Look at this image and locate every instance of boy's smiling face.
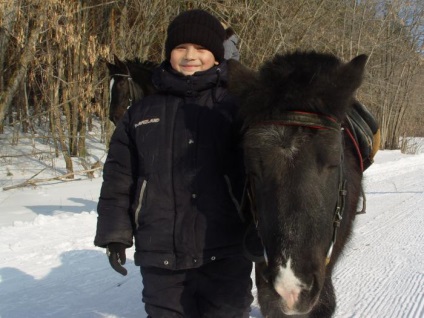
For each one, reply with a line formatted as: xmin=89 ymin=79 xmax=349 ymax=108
xmin=170 ymin=43 xmax=218 ymax=76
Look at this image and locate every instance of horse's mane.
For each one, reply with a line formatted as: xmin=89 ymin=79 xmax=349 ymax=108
xmin=231 ymin=51 xmax=365 ymax=126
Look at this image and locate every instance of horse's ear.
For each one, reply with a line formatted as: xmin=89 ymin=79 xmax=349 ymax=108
xmin=113 ymin=54 xmax=121 ymax=65
xmin=106 ymin=59 xmax=119 ymax=74
xmin=227 ymin=60 xmax=265 ymax=123
xmin=113 ymin=54 xmax=128 ymax=73
xmin=106 ymin=60 xmax=113 ymax=71
xmin=339 ymin=54 xmax=368 ymax=92
xmin=350 ymin=54 xmax=368 ymax=69
xmin=227 ymin=59 xmax=257 ymax=97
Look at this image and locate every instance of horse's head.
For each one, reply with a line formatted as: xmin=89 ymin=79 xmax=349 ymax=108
xmin=229 ymin=52 xmax=367 ymax=315
xmin=106 ymin=55 xmax=157 ymax=125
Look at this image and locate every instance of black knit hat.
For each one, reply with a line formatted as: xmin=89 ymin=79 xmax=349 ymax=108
xmin=165 ymin=9 xmax=225 ymax=62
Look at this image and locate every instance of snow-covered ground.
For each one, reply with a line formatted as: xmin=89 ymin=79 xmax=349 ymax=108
xmin=0 ymin=128 xmax=423 ymax=318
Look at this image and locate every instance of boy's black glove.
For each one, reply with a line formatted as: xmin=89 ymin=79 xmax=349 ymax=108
xmin=106 ymin=243 xmax=128 ymax=276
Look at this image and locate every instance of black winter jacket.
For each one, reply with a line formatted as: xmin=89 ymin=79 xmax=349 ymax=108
xmin=94 ymin=61 xmax=247 ymax=270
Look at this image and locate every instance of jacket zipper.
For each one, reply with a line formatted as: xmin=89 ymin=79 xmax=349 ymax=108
xmin=135 ymin=180 xmax=147 ymax=229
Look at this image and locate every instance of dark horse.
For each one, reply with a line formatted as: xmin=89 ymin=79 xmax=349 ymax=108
xmin=228 ymin=51 xmax=367 ymax=317
xmin=106 ymin=55 xmax=157 ymax=125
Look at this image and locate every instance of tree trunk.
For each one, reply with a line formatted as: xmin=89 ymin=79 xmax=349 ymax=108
xmin=0 ymin=14 xmax=44 ymax=125
xmin=55 ymin=58 xmax=74 ymax=178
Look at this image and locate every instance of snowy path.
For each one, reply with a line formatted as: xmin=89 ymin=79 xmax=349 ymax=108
xmin=0 ymin=151 xmax=423 ymax=318
xmin=333 ymin=154 xmax=424 ymax=318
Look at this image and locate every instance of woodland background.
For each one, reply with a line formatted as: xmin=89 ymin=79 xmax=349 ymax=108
xmin=0 ymin=0 xmax=423 ymax=175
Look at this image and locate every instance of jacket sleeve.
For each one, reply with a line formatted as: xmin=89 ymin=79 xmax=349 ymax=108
xmin=94 ymin=111 xmax=137 ymax=248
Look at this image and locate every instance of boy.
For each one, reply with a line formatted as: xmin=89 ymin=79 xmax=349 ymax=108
xmin=95 ymin=9 xmax=253 ymax=317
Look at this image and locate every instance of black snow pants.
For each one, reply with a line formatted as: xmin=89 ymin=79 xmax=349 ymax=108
xmin=140 ymin=256 xmax=253 ymax=318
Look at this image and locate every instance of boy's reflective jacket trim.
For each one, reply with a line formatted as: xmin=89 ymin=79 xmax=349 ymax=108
xmin=95 ymin=61 xmax=247 ymax=270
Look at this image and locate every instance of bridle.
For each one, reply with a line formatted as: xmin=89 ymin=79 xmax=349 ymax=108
xmin=112 ymin=72 xmax=142 ymax=109
xmin=111 ymin=59 xmax=144 ymax=110
xmin=243 ymin=111 xmax=347 ymax=266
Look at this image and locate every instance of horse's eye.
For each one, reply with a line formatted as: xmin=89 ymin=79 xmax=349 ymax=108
xmin=317 ymin=150 xmax=341 ymax=169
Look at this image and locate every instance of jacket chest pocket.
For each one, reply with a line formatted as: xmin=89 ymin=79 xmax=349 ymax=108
xmin=135 ymin=122 xmax=161 ymax=173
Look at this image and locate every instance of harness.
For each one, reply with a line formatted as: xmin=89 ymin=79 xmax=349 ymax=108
xmin=243 ymin=111 xmax=351 ymax=266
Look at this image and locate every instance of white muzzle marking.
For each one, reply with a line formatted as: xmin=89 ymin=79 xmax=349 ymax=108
xmin=273 ymin=257 xmax=304 ymax=313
